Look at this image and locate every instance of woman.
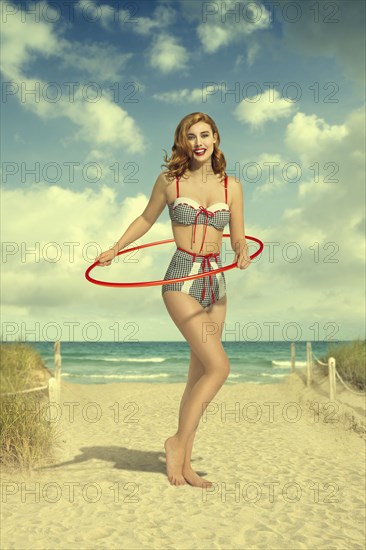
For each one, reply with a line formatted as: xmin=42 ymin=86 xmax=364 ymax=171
xmin=95 ymin=112 xmax=251 ymax=488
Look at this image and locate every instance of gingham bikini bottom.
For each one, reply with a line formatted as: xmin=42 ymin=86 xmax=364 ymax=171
xmin=161 ymin=247 xmax=226 ymax=309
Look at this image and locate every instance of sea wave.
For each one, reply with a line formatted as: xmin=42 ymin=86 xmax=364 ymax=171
xmin=73 ymin=356 xmax=166 ymax=363
xmin=261 ymin=372 xmax=287 ymax=378
xmin=126 ymin=357 xmax=166 ymax=363
xmin=62 ymin=372 xmax=170 ymax=379
xmin=272 ymin=360 xmax=306 ymax=368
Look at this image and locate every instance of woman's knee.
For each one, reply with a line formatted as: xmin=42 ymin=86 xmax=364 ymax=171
xmin=204 ymin=349 xmax=230 ymax=382
xmin=217 ymin=358 xmax=230 ymax=382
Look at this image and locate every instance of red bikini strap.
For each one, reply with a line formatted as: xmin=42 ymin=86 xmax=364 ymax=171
xmin=176 ymin=176 xmax=180 ymax=198
xmin=224 ymin=175 xmax=228 ymax=204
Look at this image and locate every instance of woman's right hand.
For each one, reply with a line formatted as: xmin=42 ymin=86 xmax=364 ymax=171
xmin=94 ymin=248 xmax=117 ymax=266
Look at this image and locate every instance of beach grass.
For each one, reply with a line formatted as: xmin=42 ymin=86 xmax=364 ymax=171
xmin=0 ymin=342 xmax=63 ymax=472
xmin=316 ymin=337 xmax=366 ymax=391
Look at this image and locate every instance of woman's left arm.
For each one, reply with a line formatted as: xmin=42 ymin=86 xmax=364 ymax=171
xmin=228 ymin=176 xmax=251 ymax=270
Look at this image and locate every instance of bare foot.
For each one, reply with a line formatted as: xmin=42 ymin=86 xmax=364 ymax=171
xmin=164 ymin=436 xmax=187 ymax=486
xmin=183 ymin=465 xmax=213 ymax=488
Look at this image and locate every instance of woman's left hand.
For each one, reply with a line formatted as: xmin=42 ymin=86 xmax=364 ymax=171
xmin=234 ymin=244 xmax=251 ymax=270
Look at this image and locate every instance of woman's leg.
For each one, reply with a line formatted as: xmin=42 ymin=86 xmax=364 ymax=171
xmin=162 ymin=291 xmax=230 ymax=486
xmin=179 ymin=297 xmax=227 ymax=486
xmin=178 ymin=352 xmax=204 ymax=464
xmin=177 ymin=351 xmax=205 ymax=485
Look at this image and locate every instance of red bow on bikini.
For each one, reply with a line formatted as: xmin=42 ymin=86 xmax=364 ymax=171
xmin=192 ymin=207 xmax=214 ymax=254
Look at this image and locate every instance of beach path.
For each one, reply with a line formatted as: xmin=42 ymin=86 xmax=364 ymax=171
xmin=1 ymin=373 xmax=365 ymax=549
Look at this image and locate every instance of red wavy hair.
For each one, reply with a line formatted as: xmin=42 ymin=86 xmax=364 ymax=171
xmin=161 ymin=112 xmax=227 ymax=183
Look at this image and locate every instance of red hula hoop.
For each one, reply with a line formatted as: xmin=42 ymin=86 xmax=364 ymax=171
xmin=85 ymin=233 xmax=264 ymax=288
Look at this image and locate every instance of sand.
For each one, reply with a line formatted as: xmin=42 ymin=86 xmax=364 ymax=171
xmin=1 ymin=370 xmax=365 ymax=550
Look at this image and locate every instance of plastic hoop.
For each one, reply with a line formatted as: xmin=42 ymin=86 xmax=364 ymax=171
xmin=85 ymin=233 xmax=263 ymax=288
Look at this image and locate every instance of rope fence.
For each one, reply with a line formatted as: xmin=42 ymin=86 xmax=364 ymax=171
xmin=1 ymin=384 xmax=48 ymax=396
xmin=0 ymin=340 xmax=61 ymax=404
xmin=290 ymin=341 xmax=365 ymax=401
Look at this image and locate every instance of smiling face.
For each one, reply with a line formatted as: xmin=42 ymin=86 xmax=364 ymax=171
xmin=186 ymin=121 xmax=217 ymax=161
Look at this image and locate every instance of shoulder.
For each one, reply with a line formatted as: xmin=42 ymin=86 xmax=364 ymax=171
xmin=225 ymin=176 xmax=243 ymax=208
xmin=157 ymin=171 xmax=175 ymax=187
xmin=152 ymin=171 xmax=175 ymax=203
xmin=226 ymin=175 xmax=242 ymax=192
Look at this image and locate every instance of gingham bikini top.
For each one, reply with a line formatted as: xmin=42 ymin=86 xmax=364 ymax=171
xmin=167 ymin=175 xmax=231 ymax=254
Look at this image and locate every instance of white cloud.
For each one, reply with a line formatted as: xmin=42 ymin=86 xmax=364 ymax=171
xmin=285 ymin=112 xmax=349 ymax=157
xmin=68 ymin=94 xmax=145 ymax=152
xmin=228 ymin=105 xmax=365 ymax=333
xmin=234 ymin=89 xmax=297 ymax=128
xmin=132 ymin=4 xmax=177 ymax=36
xmin=197 ymin=25 xmax=231 ymax=54
xmin=76 ymin=1 xmax=114 ymax=20
xmin=284 ymin=108 xmax=364 ymax=229
xmin=233 ymin=43 xmax=260 ymax=70
xmin=75 ymin=0 xmax=122 ymax=31
xmin=250 ymin=153 xmax=288 ymax=195
xmin=1 ymin=184 xmax=174 ymax=318
xmin=75 ymin=1 xmax=177 ymax=35
xmin=247 ymin=43 xmax=260 ymax=67
xmin=195 ymin=1 xmax=271 ymax=54
xmin=58 ymin=41 xmax=133 ymax=82
xmin=0 ymin=4 xmax=62 ymax=79
xmin=147 ymin=33 xmax=189 ymax=74
xmin=285 ymin=113 xmax=348 ymax=198
xmin=1 ymin=2 xmax=132 ymax=82
xmin=152 ymin=88 xmax=206 ymax=103
xmin=233 ymin=54 xmax=244 ymax=68
xmin=0 ymin=3 xmax=146 ymax=153
xmin=5 ymin=74 xmax=145 ymax=153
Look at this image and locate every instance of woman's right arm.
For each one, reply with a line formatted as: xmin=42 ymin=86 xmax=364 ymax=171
xmin=95 ymin=172 xmax=168 ymax=266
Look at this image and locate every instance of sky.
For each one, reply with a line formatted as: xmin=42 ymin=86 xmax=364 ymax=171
xmin=1 ymin=0 xmax=365 ymax=343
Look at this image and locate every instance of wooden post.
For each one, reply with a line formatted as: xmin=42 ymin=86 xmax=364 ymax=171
xmin=54 ymin=340 xmax=61 ymax=403
xmin=329 ymin=357 xmax=336 ymax=401
xmin=291 ymin=342 xmax=295 ymax=372
xmin=306 ymin=341 xmax=312 ymax=387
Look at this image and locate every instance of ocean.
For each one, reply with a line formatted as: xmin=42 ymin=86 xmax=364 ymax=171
xmin=27 ymin=340 xmax=344 ymax=385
